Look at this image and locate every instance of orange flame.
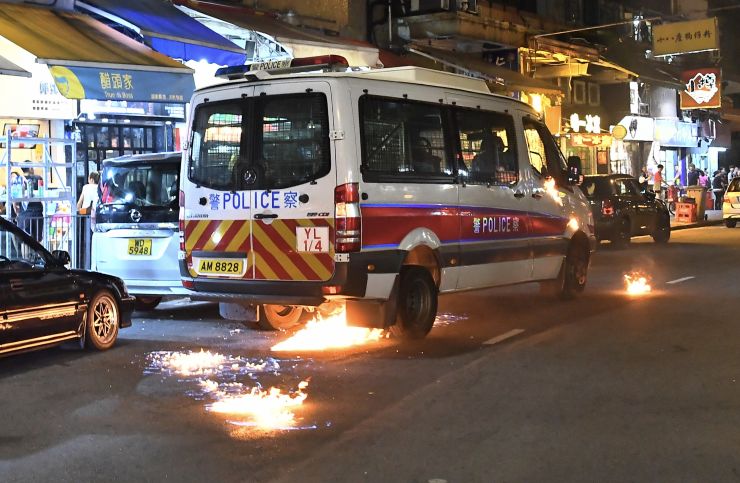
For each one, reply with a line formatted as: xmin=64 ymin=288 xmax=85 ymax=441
xmin=204 ymin=380 xmax=309 ymax=430
xmin=271 ymin=310 xmax=384 ymax=352
xmin=625 ymin=274 xmax=651 ymax=295
xmin=157 ymin=349 xmax=227 ymax=376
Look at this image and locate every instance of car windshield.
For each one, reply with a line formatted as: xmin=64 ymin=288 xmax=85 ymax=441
xmin=0 ymin=224 xmax=47 ymax=270
xmin=99 ymin=162 xmax=179 ymax=208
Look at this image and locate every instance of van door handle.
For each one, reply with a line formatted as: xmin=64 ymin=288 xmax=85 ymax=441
xmin=532 ymin=191 xmax=544 ymax=199
xmin=254 ymin=213 xmax=278 ymax=220
xmin=10 ymin=279 xmax=23 ymax=291
xmin=513 ymin=191 xmax=525 ymax=198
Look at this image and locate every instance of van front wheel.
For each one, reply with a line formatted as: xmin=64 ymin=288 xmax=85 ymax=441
xmin=390 ymin=267 xmax=437 ymax=340
xmin=259 ymin=305 xmax=304 ymax=331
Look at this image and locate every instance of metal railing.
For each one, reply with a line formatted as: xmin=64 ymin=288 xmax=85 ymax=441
xmin=9 ymin=212 xmax=92 ymax=269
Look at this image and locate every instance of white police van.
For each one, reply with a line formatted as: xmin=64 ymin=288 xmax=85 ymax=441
xmin=179 ymin=56 xmax=596 ymax=338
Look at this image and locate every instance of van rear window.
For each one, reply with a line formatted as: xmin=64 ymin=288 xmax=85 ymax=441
xmin=188 ymin=94 xmax=330 ymax=190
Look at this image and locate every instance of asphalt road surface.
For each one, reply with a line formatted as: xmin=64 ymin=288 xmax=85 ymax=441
xmin=2 ymin=225 xmax=740 ymax=483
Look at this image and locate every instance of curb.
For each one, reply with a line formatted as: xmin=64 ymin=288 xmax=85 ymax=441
xmin=670 ymin=219 xmax=724 ymax=231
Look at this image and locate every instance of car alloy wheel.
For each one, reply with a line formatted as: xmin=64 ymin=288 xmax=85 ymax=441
xmin=86 ymin=290 xmax=120 ymax=351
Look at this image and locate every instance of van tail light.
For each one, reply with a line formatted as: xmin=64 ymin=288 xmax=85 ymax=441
xmin=335 ymin=183 xmax=361 ymax=253
xmin=601 ymin=199 xmax=615 ymax=216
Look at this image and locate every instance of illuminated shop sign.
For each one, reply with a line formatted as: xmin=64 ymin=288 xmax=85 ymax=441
xmin=569 ymin=113 xmax=601 ymax=134
xmin=652 ymin=17 xmax=719 ymax=56
xmin=680 ymin=68 xmax=721 ymax=109
xmin=570 ymin=133 xmax=612 ymax=148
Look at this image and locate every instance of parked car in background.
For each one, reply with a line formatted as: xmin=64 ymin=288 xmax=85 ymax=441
xmin=0 ymin=216 xmax=133 ymax=357
xmin=722 ymin=177 xmax=740 ymax=228
xmin=92 ymin=152 xmax=189 ymax=311
xmin=579 ymin=174 xmax=671 ymax=246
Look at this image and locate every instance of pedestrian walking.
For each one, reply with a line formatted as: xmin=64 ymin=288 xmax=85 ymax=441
xmin=712 ymin=169 xmax=726 ymax=209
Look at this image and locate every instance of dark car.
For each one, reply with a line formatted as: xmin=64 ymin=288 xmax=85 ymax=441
xmin=0 ymin=216 xmax=134 ymax=357
xmin=579 ymin=174 xmax=671 ymax=246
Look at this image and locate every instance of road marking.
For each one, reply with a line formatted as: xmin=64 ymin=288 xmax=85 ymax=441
xmin=666 ymin=276 xmax=695 ymax=285
xmin=483 ymin=329 xmax=525 ymax=346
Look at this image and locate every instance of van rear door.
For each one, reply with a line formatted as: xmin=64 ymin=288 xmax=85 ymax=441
xmin=249 ymin=82 xmax=335 ymax=281
xmin=183 ymin=87 xmax=254 ymax=280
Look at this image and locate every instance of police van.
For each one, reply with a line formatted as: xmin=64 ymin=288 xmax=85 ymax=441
xmin=179 ymin=56 xmax=596 ymax=338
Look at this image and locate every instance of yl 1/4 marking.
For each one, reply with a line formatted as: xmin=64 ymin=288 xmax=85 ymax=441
xmin=296 ymin=226 xmax=329 ymax=253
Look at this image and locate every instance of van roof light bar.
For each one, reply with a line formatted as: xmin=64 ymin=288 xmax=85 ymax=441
xmin=215 ymin=55 xmax=350 ymax=81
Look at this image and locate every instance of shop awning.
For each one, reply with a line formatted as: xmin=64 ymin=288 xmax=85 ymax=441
xmin=0 ymin=55 xmax=31 ymax=78
xmin=0 ymin=4 xmax=195 ymax=103
xmin=173 ymin=0 xmax=381 ymax=68
xmin=601 ymin=40 xmax=682 ymax=89
xmin=77 ymin=0 xmax=246 ymax=66
xmin=410 ymin=45 xmax=563 ymax=96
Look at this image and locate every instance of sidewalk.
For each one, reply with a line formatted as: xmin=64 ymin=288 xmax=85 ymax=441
xmin=670 ymin=208 xmax=724 ymax=230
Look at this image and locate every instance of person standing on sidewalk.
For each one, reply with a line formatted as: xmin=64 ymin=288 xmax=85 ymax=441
xmin=653 ymin=164 xmax=665 ymax=199
xmin=687 ymin=164 xmax=699 ymax=186
xmin=712 ymin=169 xmax=726 ymax=210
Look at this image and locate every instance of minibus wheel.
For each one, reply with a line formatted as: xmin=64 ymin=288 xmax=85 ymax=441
xmin=390 ymin=267 xmax=437 ymax=339
xmin=259 ymin=305 xmax=304 ymax=331
xmin=541 ymin=241 xmax=589 ymax=300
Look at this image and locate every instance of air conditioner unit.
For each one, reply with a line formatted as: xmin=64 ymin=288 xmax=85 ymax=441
xmin=638 ymin=103 xmax=650 ymax=116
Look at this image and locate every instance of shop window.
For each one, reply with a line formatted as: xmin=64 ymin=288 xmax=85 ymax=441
xmin=455 ymin=108 xmax=518 ymax=186
xmin=588 ymin=83 xmax=600 ymax=106
xmin=572 ymin=80 xmax=586 ymax=105
xmin=360 ymin=96 xmax=451 ymax=181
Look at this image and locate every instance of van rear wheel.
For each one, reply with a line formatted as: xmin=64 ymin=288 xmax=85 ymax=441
xmin=259 ymin=305 xmax=304 ymax=331
xmin=390 ymin=267 xmax=437 ymax=340
xmin=541 ymin=242 xmax=589 ymax=300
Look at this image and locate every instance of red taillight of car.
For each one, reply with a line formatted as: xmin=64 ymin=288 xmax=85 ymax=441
xmin=335 ymin=183 xmax=361 ymax=253
xmin=724 ymin=196 xmax=731 ymax=204
xmin=601 ymin=199 xmax=615 ymax=216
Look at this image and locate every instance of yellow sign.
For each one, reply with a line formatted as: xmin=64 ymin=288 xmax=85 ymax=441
xmin=611 ymin=124 xmax=627 ymax=140
xmin=652 ymin=18 xmax=719 ymax=56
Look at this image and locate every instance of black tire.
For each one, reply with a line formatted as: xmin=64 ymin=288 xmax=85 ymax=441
xmin=85 ymin=290 xmax=120 ymax=351
xmin=611 ymin=217 xmax=631 ymax=248
xmin=652 ymin=214 xmax=671 ymax=243
xmin=542 ymin=241 xmax=590 ymax=300
xmin=258 ymin=305 xmax=304 ymax=331
xmin=725 ymin=219 xmax=737 ymax=228
xmin=389 ymin=267 xmax=438 ymax=340
xmin=134 ymin=296 xmax=162 ymax=312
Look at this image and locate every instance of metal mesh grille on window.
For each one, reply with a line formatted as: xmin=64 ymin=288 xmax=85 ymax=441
xmin=259 ymin=95 xmax=330 ymax=189
xmin=190 ymin=106 xmax=242 ymax=189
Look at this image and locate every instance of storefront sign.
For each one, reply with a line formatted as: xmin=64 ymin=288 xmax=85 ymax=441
xmin=570 ymin=133 xmax=612 ymax=148
xmin=617 ymin=116 xmax=653 ymax=142
xmin=569 ymin=113 xmax=601 ymax=134
xmin=611 ymin=124 xmax=627 ymax=140
xmin=49 ymin=65 xmax=195 ymax=103
xmin=0 ymin=63 xmax=76 ymax=119
xmin=680 ymin=68 xmax=721 ymax=109
xmin=652 ymin=17 xmax=718 ymax=56
xmin=654 ymin=119 xmax=697 ymax=147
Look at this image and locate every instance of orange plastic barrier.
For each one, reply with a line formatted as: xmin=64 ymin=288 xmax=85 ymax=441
xmin=676 ymin=202 xmax=697 ymax=223
xmin=705 ymin=192 xmax=714 ymax=210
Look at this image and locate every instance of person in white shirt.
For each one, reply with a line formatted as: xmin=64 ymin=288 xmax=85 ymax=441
xmin=77 ymin=171 xmax=99 ymax=215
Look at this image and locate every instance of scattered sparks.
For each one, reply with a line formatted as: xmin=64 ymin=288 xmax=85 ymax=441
xmin=145 ymin=350 xmax=280 ymax=378
xmin=625 ymin=274 xmax=652 ymax=295
xmin=271 ymin=310 xmax=384 ymax=352
xmin=205 ymin=380 xmax=310 ymax=430
xmin=433 ymin=313 xmax=469 ymax=327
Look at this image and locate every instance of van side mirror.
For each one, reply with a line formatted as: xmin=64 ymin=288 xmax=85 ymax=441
xmin=567 ymin=156 xmax=582 ymax=185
